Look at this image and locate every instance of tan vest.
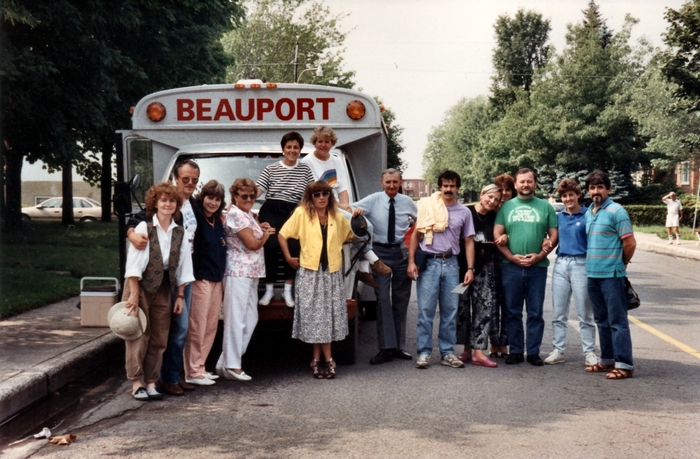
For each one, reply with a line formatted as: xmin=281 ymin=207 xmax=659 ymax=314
xmin=139 ymin=222 xmax=184 ymax=294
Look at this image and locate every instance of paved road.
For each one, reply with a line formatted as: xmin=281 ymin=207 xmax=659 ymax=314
xmin=3 ymin=249 xmax=699 ymax=459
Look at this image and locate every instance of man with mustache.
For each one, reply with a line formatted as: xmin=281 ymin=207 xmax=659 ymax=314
xmin=584 ymin=170 xmax=636 ymax=380
xmin=408 ymin=170 xmax=475 ymax=369
xmin=494 ymin=168 xmax=558 ymax=366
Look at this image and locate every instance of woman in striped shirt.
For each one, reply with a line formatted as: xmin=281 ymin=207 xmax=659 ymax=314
xmin=256 ymin=131 xmax=315 ymax=307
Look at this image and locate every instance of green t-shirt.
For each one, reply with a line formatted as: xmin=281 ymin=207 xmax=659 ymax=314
xmin=495 ymin=196 xmax=558 ymax=267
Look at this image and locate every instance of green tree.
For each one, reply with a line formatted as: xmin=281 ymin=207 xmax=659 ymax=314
xmin=490 ymin=9 xmax=551 ymax=112
xmin=375 ymin=99 xmax=405 ymax=173
xmin=222 ymin=0 xmax=354 ymax=87
xmin=1 ymin=0 xmax=241 ymax=226
xmin=663 ymin=0 xmax=700 ymax=107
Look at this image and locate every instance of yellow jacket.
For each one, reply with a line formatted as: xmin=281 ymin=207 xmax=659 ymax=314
xmin=279 ymin=206 xmax=353 ymax=273
xmin=415 ymin=191 xmax=448 ymax=245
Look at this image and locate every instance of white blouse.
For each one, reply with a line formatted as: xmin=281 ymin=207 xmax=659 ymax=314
xmin=124 ymin=215 xmax=195 ymax=287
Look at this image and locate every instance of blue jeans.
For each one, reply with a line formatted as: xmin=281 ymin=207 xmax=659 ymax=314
xmin=501 ymin=264 xmax=547 ymax=356
xmin=416 ymin=257 xmax=460 ymax=357
xmin=587 ymin=277 xmax=634 ymax=370
xmin=160 ymin=282 xmax=192 ymax=384
xmin=551 ymin=256 xmax=596 ymax=354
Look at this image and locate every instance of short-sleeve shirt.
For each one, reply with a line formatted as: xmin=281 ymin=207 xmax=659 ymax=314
xmin=585 ymin=198 xmax=633 ymax=278
xmin=557 ymin=205 xmax=588 ymax=257
xmin=495 ymin=196 xmax=558 ymax=267
xmin=256 ymin=161 xmax=314 ymax=204
xmin=224 ymin=206 xmax=265 ymax=278
xmin=663 ymin=199 xmax=682 ymax=216
xmin=301 ymin=153 xmax=350 ymax=202
xmin=419 ymin=203 xmax=475 ymax=255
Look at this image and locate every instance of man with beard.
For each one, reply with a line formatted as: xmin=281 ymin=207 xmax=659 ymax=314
xmin=408 ymin=170 xmax=475 ymax=370
xmin=494 ymin=168 xmax=558 ymax=366
xmin=584 ymin=170 xmax=636 ymax=380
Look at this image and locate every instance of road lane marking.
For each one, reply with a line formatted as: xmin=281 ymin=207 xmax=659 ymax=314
xmin=629 ymin=315 xmax=700 ymax=360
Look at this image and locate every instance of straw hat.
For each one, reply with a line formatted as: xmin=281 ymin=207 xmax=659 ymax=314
xmin=108 ymin=301 xmax=147 ymax=341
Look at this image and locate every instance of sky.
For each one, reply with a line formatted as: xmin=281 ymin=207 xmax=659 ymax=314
xmin=23 ymin=0 xmax=687 ymax=182
xmin=323 ymin=0 xmax=687 ymax=179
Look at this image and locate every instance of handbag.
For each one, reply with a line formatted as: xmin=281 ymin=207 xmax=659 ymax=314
xmin=413 ymin=248 xmax=429 ymax=272
xmin=624 ymin=277 xmax=640 ymax=310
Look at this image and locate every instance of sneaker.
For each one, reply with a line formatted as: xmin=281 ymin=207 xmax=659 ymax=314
xmin=370 ymin=259 xmax=392 ymax=276
xmin=676 ymin=239 xmax=681 ymax=245
xmin=282 ymin=291 xmax=295 ymax=308
xmin=440 ymin=353 xmax=465 ymax=368
xmin=132 ymin=387 xmax=149 ymax=401
xmin=584 ymin=352 xmax=598 ymax=367
xmin=146 ymin=386 xmax=164 ymax=400
xmin=415 ymin=354 xmax=430 ymax=369
xmin=258 ymin=291 xmax=274 ymax=306
xmin=545 ymin=349 xmax=565 ymax=365
xmin=667 ymin=239 xmax=674 ymax=244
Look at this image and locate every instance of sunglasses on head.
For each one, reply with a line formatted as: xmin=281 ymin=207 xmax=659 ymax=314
xmin=237 ymin=193 xmax=256 ymax=201
xmin=312 ymin=191 xmax=330 ymax=199
xmin=178 ymin=177 xmax=199 ymax=185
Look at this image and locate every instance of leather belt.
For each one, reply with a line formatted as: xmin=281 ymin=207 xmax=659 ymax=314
xmin=428 ymin=252 xmax=453 ymax=259
xmin=374 ymin=242 xmax=402 ymax=248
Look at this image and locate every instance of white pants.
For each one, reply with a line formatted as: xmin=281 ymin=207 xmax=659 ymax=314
xmin=217 ymin=277 xmax=259 ymax=369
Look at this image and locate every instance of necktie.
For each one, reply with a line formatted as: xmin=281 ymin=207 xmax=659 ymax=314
xmin=388 ymin=197 xmax=395 ymax=243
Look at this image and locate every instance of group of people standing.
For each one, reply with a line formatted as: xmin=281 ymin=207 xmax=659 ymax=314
xmin=120 ymin=126 xmax=382 ymax=400
xmin=118 ymin=130 xmax=639 ymax=401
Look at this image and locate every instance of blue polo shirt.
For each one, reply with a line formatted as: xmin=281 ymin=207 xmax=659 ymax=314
xmin=585 ymin=198 xmax=633 ymax=278
xmin=557 ymin=205 xmax=588 ymax=257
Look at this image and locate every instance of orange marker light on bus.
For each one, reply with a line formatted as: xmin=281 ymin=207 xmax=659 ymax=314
xmin=146 ymin=102 xmax=166 ymax=122
xmin=346 ymin=100 xmax=366 ymax=120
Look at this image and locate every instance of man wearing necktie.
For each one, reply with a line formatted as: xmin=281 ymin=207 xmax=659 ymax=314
xmin=353 ymin=169 xmax=418 ymax=364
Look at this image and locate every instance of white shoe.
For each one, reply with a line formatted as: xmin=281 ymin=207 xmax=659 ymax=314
xmin=545 ymin=349 xmax=565 ymax=365
xmin=222 ymin=368 xmax=252 ymax=381
xmin=676 ymin=240 xmax=681 ymax=245
xmin=258 ymin=291 xmax=274 ymax=306
xmin=204 ymin=372 xmax=219 ymax=380
xmin=584 ymin=352 xmax=598 ymax=367
xmin=667 ymin=240 xmax=674 ymax=244
xmin=282 ymin=292 xmax=295 ymax=308
xmin=215 ymin=366 xmax=224 ymax=378
xmin=415 ymin=354 xmax=430 ymax=369
xmin=440 ymin=353 xmax=464 ymax=368
xmin=185 ymin=377 xmax=215 ymax=386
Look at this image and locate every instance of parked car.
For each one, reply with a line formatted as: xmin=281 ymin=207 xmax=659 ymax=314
xmin=21 ymin=197 xmax=103 ymax=222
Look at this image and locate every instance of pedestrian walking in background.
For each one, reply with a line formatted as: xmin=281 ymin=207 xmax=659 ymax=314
xmin=662 ymin=192 xmax=683 ymax=245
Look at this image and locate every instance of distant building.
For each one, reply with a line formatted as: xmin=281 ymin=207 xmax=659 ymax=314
xmin=20 ymin=159 xmax=102 ymax=207
xmin=401 ymin=178 xmax=434 ymax=197
xmin=676 ymin=159 xmax=699 ymax=196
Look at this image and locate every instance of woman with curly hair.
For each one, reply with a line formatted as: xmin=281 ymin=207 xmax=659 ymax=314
xmin=123 ymin=182 xmax=194 ymax=401
xmin=183 ymin=180 xmax=227 ymax=386
xmin=216 ymin=178 xmax=275 ymax=381
xmin=279 ymin=181 xmax=361 ymax=379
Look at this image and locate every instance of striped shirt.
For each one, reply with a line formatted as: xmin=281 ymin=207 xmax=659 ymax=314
xmin=585 ymin=198 xmax=633 ymax=278
xmin=256 ymin=161 xmax=314 ymax=204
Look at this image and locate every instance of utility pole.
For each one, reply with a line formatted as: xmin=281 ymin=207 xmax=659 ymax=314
xmin=293 ymin=40 xmax=299 ymax=83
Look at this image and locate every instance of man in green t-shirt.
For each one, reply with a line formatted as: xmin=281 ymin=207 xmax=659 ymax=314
xmin=494 ymin=168 xmax=558 ymax=366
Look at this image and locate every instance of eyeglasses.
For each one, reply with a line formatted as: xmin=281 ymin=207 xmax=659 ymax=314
xmin=178 ymin=177 xmax=199 ymax=185
xmin=312 ymin=191 xmax=330 ymax=199
xmin=237 ymin=193 xmax=256 ymax=201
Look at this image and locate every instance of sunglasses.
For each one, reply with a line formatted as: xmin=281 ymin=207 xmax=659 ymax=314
xmin=312 ymin=191 xmax=331 ymax=199
xmin=178 ymin=177 xmax=199 ymax=185
xmin=237 ymin=193 xmax=256 ymax=201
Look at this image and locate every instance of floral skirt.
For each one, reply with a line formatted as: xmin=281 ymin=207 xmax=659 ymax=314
xmin=293 ymin=266 xmax=348 ymax=343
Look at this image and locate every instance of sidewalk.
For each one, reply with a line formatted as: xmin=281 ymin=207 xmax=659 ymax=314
xmin=1 ymin=231 xmax=698 ymax=425
xmin=0 ymin=297 xmax=121 ymax=424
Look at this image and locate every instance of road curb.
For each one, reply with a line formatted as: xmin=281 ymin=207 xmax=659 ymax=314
xmin=636 ymin=239 xmax=700 ymax=261
xmin=0 ymin=333 xmax=122 ymax=425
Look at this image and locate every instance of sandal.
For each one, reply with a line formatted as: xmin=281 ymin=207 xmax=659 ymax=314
xmin=605 ymin=368 xmax=633 ymax=380
xmin=325 ymin=358 xmax=336 ymax=379
xmin=311 ymin=359 xmax=325 ymax=379
xmin=585 ymin=363 xmax=615 ymax=373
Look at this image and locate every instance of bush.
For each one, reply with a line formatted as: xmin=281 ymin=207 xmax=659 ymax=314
xmin=626 ymin=204 xmax=697 ymax=226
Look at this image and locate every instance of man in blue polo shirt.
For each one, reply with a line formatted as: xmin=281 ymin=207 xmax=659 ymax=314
xmin=584 ymin=170 xmax=636 ymax=380
xmin=545 ymin=178 xmax=597 ymax=366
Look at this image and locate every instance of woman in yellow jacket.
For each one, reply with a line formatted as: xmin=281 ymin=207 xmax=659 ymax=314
xmin=279 ymin=181 xmax=360 ymax=379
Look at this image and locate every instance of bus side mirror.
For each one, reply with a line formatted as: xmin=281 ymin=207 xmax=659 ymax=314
xmin=113 ymin=182 xmax=132 ymax=215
